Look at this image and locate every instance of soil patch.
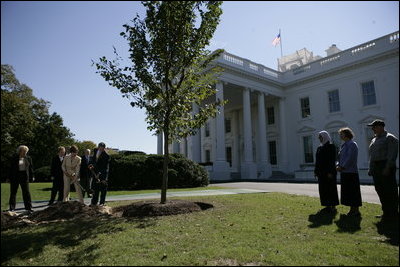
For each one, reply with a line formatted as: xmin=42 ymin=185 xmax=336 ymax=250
xmin=114 ymin=199 xmax=214 ymax=217
xmin=1 ymin=200 xmax=213 ymax=230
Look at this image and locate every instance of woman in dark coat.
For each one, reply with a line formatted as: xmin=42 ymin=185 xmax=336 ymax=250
xmin=314 ymin=131 xmax=339 ymax=213
xmin=9 ymin=145 xmax=35 ymax=212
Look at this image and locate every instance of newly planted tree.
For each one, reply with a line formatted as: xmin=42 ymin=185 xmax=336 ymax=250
xmin=94 ymin=1 xmax=225 ymax=203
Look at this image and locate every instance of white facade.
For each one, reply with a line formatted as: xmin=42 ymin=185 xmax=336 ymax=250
xmin=162 ymin=31 xmax=399 ymax=182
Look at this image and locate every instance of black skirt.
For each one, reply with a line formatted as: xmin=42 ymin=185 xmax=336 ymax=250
xmin=340 ymin=172 xmax=362 ymax=207
xmin=318 ymin=174 xmax=339 ymax=206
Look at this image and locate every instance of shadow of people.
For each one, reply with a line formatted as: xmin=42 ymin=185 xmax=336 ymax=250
xmin=308 ymin=209 xmax=338 ymax=228
xmin=375 ymin=217 xmax=399 ymax=246
xmin=335 ymin=213 xmax=362 ymax=233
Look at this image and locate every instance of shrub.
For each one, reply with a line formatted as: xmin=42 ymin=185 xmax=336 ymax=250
xmin=34 ymin=166 xmax=51 ymax=182
xmin=107 ymin=153 xmax=209 ymax=190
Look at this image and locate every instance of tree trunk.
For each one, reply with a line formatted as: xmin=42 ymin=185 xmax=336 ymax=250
xmin=161 ymin=131 xmax=169 ymax=204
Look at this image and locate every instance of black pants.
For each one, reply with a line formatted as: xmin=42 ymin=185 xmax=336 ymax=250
xmin=9 ymin=171 xmax=32 ymax=211
xmin=91 ymin=181 xmax=107 ymax=205
xmin=49 ymin=177 xmax=64 ymax=203
xmin=340 ymin=172 xmax=362 ymax=207
xmin=372 ymin=161 xmax=399 ymax=216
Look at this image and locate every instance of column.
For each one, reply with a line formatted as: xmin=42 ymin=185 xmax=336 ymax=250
xmin=157 ymin=132 xmax=163 ymax=155
xmin=279 ymin=97 xmax=289 ymax=171
xmin=257 ymin=92 xmax=272 ymax=178
xmin=241 ymin=88 xmax=257 ymax=179
xmin=191 ymin=104 xmax=201 ymax=163
xmin=212 ymin=82 xmax=230 ymax=181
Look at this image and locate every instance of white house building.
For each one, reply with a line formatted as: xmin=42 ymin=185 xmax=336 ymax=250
xmin=158 ymin=31 xmax=399 ymax=182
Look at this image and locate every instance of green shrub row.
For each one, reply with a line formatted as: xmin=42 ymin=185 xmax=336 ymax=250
xmin=33 ymin=153 xmax=209 ymax=190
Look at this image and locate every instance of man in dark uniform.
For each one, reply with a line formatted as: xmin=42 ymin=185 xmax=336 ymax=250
xmin=89 ymin=142 xmax=110 ymax=206
xmin=80 ymin=149 xmax=92 ymax=198
xmin=367 ymin=119 xmax=399 ymax=220
xmin=48 ymin=146 xmax=65 ymax=205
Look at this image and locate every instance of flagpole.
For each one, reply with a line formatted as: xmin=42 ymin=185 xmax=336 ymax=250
xmin=279 ymin=28 xmax=283 ymax=58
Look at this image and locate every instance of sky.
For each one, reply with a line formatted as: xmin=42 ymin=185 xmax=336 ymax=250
xmin=1 ymin=1 xmax=399 ymax=154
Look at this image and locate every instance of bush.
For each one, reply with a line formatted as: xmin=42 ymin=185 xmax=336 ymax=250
xmin=34 ymin=166 xmax=51 ymax=182
xmin=108 ymin=153 xmax=209 ymax=190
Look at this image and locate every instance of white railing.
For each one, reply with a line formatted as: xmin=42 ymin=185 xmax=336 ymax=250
xmin=216 ymin=31 xmax=398 ymax=83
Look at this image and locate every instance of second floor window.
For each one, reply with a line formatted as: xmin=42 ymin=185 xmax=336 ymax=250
xmin=267 ymin=107 xmax=275 ymax=124
xmin=328 ymin=90 xmax=341 ymax=113
xmin=225 ymin=118 xmax=231 ymax=133
xmin=300 ymin=97 xmax=310 ymax=118
xmin=361 ymin=80 xmax=376 ymax=106
xmin=205 ymin=122 xmax=210 ymax=137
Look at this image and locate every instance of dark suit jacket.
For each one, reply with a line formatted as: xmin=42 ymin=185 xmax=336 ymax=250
xmin=10 ymin=154 xmax=34 ymax=181
xmin=80 ymin=154 xmax=91 ymax=179
xmin=90 ymin=149 xmax=110 ymax=180
xmin=50 ymin=155 xmax=64 ymax=182
xmin=314 ymin=143 xmax=337 ymax=177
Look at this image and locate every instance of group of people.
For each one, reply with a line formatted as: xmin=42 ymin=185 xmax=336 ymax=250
xmin=314 ymin=119 xmax=399 ymax=221
xmin=8 ymin=142 xmax=110 ymax=212
xmin=7 ymin=119 xmax=399 ymax=220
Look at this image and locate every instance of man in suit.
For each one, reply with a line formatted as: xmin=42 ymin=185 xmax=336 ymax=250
xmin=48 ymin=146 xmax=65 ymax=205
xmin=89 ymin=142 xmax=110 ymax=206
xmin=80 ymin=149 xmax=92 ymax=198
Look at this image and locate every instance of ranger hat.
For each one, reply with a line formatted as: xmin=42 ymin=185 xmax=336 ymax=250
xmin=367 ymin=119 xmax=385 ymax=127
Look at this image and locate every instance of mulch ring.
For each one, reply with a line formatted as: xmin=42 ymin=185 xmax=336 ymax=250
xmin=113 ymin=199 xmax=214 ymax=217
xmin=1 ymin=200 xmax=213 ymax=230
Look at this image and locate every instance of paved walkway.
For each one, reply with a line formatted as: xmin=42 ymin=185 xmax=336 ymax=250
xmin=11 ymin=182 xmax=381 ymax=214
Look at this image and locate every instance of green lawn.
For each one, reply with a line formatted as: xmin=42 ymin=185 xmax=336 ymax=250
xmin=1 ymin=182 xmax=228 ymax=211
xmin=1 ymin=191 xmax=398 ymax=266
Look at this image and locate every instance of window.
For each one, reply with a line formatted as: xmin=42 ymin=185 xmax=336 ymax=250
xmin=267 ymin=107 xmax=275 ymax=124
xmin=300 ymin=97 xmax=310 ymax=118
xmin=268 ymin=141 xmax=277 ymax=165
xmin=361 ymin=81 xmax=376 ymax=106
xmin=205 ymin=149 xmax=211 ymax=162
xmin=328 ymin=90 xmax=340 ymax=113
xmin=205 ymin=122 xmax=210 ymax=137
xmin=303 ymin=136 xmax=314 ymax=163
xmin=225 ymin=118 xmax=231 ymax=133
xmin=226 ymin=147 xmax=232 ymax=167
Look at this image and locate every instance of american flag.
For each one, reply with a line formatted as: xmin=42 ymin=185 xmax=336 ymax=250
xmin=272 ymin=33 xmax=281 ymax=46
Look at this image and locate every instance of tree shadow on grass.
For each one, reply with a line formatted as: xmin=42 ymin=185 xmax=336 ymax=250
xmin=334 ymin=213 xmax=362 ymax=233
xmin=308 ymin=209 xmax=338 ymax=228
xmin=0 ymin=215 xmax=156 ymax=265
xmin=375 ymin=217 xmax=399 ymax=246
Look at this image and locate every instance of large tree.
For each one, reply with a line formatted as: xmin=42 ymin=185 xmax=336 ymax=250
xmin=94 ymin=1 xmax=224 ymax=203
xmin=1 ymin=64 xmax=74 ymax=179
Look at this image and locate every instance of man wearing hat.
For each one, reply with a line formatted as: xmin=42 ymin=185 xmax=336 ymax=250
xmin=367 ymin=119 xmax=399 ymax=220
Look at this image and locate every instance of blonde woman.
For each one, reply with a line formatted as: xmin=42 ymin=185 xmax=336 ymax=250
xmin=62 ymin=145 xmax=84 ymax=203
xmin=9 ymin=145 xmax=35 ymax=212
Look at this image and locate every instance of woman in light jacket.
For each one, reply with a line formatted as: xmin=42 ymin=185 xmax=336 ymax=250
xmin=62 ymin=145 xmax=84 ymax=203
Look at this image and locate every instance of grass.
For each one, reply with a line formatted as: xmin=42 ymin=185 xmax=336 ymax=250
xmin=1 ymin=192 xmax=398 ymax=266
xmin=1 ymin=182 xmax=229 ymax=211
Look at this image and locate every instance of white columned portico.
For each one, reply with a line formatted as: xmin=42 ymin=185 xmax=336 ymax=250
xmin=257 ymin=92 xmax=272 ymax=178
xmin=279 ymin=97 xmax=289 ymax=171
xmin=157 ymin=132 xmax=163 ymax=155
xmin=191 ymin=104 xmax=201 ymax=162
xmin=241 ymin=88 xmax=257 ymax=179
xmin=212 ymin=82 xmax=230 ymax=180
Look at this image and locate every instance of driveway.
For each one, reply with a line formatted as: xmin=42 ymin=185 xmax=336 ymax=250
xmin=212 ymin=182 xmax=381 ymax=204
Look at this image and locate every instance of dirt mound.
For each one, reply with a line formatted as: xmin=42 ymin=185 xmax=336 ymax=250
xmin=1 ymin=211 xmax=34 ymax=230
xmin=29 ymin=201 xmax=112 ymax=222
xmin=1 ymin=200 xmax=213 ymax=230
xmin=114 ymin=199 xmax=213 ymax=217
xmin=1 ymin=201 xmax=112 ymax=230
